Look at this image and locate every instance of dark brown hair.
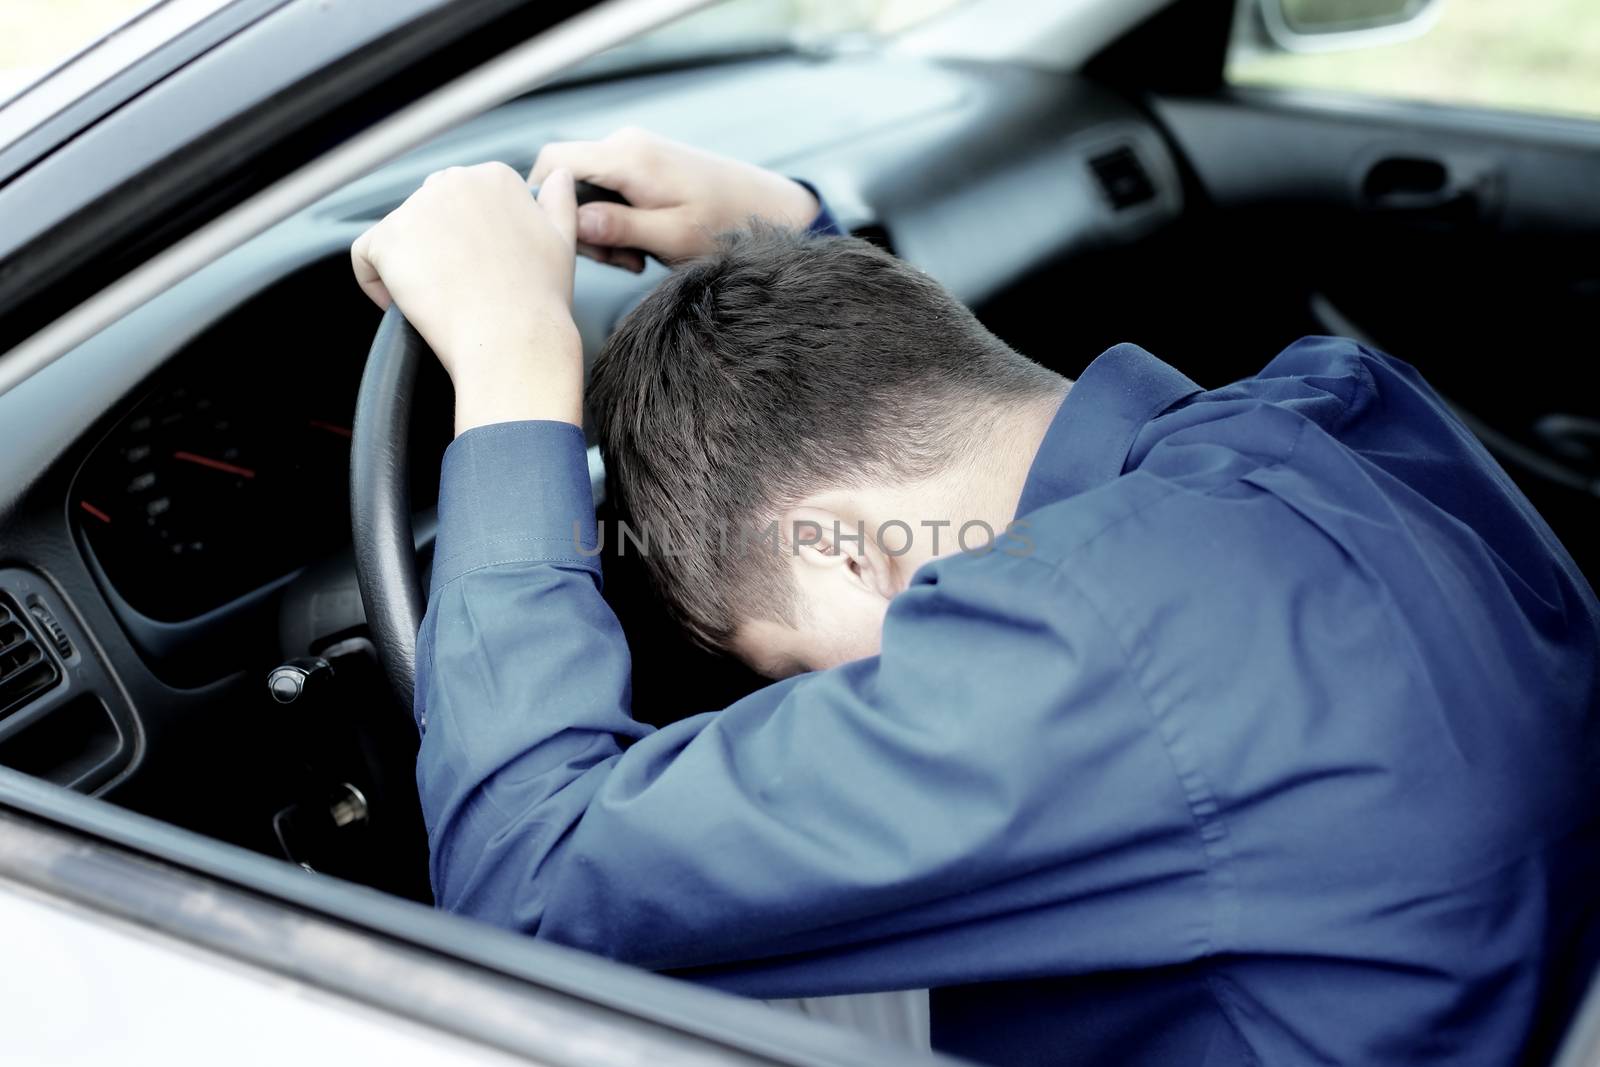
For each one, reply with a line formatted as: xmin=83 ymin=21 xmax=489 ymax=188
xmin=588 ymin=226 xmax=1060 ymax=648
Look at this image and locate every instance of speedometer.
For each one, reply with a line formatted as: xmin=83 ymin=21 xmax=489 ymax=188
xmin=75 ymin=382 xmax=357 ymax=620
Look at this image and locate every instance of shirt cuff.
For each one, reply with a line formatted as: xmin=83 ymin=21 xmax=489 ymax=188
xmin=430 ymin=420 xmax=601 ymax=595
xmin=793 ymin=179 xmax=844 ymax=237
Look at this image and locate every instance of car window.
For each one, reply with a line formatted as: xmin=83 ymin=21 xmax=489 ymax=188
xmin=1226 ymin=0 xmax=1600 ymax=122
xmin=570 ymin=0 xmax=970 ymax=79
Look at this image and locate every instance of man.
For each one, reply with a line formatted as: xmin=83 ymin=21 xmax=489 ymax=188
xmin=351 ymin=128 xmax=1600 ymax=1065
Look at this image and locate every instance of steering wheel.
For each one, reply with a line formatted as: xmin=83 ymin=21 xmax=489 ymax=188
xmin=351 ymin=304 xmax=431 ymax=711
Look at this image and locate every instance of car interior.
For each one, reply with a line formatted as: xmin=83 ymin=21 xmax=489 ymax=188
xmin=0 ymin=0 xmax=1597 ymax=1047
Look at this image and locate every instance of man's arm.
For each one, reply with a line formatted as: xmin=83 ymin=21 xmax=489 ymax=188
xmin=417 ymin=429 xmax=1210 ymax=995
xmin=528 ymin=127 xmax=836 ymax=270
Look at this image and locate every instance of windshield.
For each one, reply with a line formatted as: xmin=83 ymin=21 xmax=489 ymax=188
xmin=0 ymin=0 xmax=242 ymax=164
xmin=0 ymin=1 xmax=238 ymax=105
xmin=2 ymin=0 xmax=966 ymax=123
xmin=571 ymin=0 xmax=969 ymax=79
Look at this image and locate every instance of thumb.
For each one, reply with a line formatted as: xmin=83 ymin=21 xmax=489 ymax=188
xmin=350 ymin=226 xmax=393 ymax=309
xmin=536 ymin=167 xmax=578 ymax=248
xmin=576 ymin=201 xmax=690 ymax=261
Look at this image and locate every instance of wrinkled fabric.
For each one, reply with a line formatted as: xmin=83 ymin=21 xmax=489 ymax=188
xmin=416 ymin=337 xmax=1600 ymax=1065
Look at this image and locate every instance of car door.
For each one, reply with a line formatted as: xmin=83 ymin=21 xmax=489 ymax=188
xmin=1 ymin=767 xmax=941 ymax=1067
xmin=1097 ymin=0 xmax=1600 ymax=584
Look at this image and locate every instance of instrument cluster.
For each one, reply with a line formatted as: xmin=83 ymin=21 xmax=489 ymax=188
xmin=73 ymin=258 xmax=454 ymax=621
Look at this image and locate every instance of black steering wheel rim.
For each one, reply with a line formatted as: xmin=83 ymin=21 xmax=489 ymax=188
xmin=351 ymin=303 xmax=429 ymax=711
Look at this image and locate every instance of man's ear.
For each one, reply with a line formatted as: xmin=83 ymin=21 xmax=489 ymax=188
xmin=783 ymin=507 xmax=896 ymax=600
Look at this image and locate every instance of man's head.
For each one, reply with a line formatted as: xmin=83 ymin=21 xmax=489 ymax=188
xmin=589 ymin=227 xmax=1065 ymax=677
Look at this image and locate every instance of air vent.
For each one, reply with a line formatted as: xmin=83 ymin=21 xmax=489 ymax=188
xmin=0 ymin=593 xmax=60 ymax=720
xmin=1089 ymin=145 xmax=1157 ymax=211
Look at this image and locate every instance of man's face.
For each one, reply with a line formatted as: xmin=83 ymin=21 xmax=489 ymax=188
xmin=726 ymin=499 xmax=937 ymax=679
xmin=729 ymin=566 xmax=895 ymax=679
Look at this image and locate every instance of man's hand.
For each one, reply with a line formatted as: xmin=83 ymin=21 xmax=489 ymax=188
xmin=351 ymin=163 xmax=582 ymax=433
xmin=529 ymin=127 xmax=821 ymax=272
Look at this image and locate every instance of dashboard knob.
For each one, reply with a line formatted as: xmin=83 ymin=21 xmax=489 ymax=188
xmin=267 ymin=656 xmax=333 ymax=704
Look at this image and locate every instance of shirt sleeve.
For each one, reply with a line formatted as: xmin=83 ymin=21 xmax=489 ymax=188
xmin=415 ymin=422 xmax=1211 ymax=998
xmin=795 ymin=179 xmax=844 ymax=237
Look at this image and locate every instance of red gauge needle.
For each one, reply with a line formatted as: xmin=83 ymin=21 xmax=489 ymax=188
xmin=308 ymin=419 xmax=353 ymax=439
xmin=80 ymin=501 xmax=112 ymax=523
xmin=173 ymin=450 xmax=256 ymax=479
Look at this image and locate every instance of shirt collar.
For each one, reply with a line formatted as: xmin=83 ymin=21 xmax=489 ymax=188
xmin=1016 ymin=343 xmax=1202 ymax=517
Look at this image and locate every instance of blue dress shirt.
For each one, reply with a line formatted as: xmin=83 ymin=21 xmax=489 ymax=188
xmin=415 ymin=336 xmax=1600 ymax=1065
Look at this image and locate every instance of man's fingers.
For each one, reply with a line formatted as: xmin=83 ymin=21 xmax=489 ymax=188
xmin=536 ymin=168 xmax=578 ymax=249
xmin=350 ymin=226 xmax=393 ymax=309
xmin=576 ymin=201 xmax=685 ymax=261
xmin=530 ymin=140 xmax=628 ymax=195
xmin=575 ymin=202 xmax=617 ymax=245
